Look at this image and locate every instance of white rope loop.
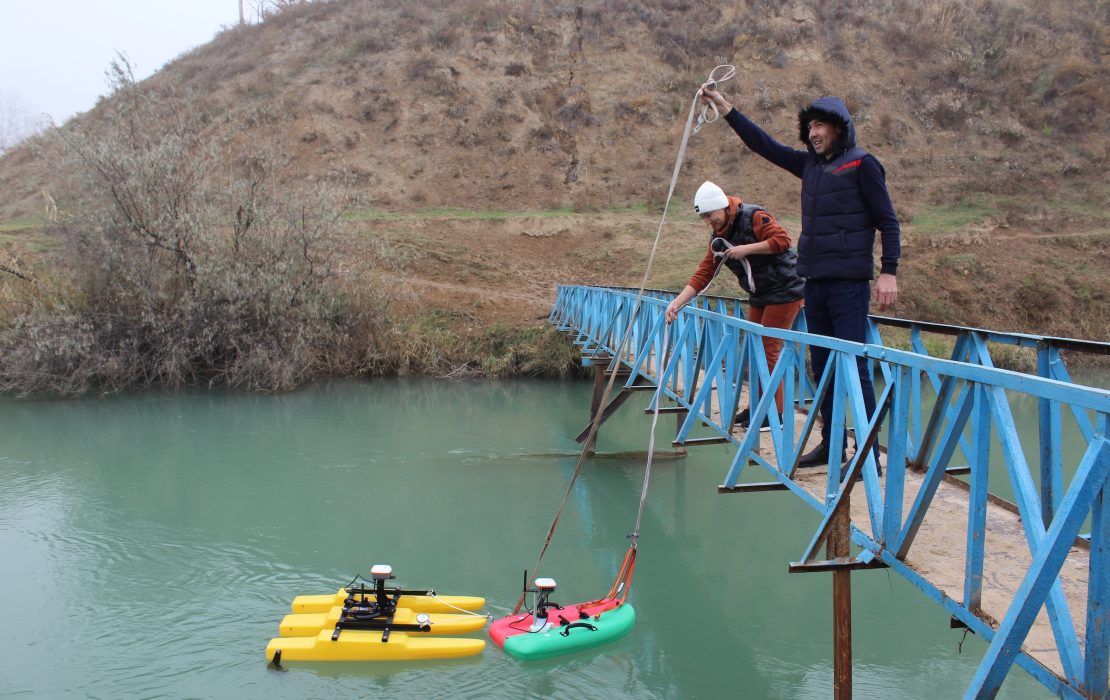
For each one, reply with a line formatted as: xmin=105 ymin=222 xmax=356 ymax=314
xmin=693 ymin=64 xmax=736 ymax=134
xmin=711 ymin=237 xmax=756 ymax=294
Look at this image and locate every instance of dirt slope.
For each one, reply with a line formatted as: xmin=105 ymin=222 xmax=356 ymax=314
xmin=1 ymin=0 xmax=1107 ymax=343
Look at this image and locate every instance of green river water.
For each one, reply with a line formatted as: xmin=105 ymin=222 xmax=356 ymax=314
xmin=2 ymin=375 xmax=1099 ymax=699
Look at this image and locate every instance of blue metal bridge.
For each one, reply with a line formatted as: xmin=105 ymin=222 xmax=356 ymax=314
xmin=549 ymin=284 xmax=1110 ymax=700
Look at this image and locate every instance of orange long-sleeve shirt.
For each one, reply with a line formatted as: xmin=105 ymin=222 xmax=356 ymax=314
xmin=687 ymin=196 xmax=793 ymax=292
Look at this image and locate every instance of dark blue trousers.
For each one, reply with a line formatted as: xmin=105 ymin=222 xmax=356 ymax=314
xmin=804 ymin=279 xmax=876 ymax=449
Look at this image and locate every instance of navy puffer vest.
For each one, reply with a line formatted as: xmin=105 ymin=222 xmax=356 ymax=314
xmin=719 ymin=204 xmax=805 ymax=307
xmin=797 ymin=145 xmax=876 ymax=279
xmin=795 ymin=96 xmax=882 ymax=280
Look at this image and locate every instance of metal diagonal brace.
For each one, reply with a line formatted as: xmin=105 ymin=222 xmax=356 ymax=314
xmin=677 ymin=330 xmax=735 ymax=441
xmin=795 ymin=382 xmax=894 ymax=566
xmin=785 ymin=353 xmax=837 ymax=479
xmin=1085 ymin=470 xmax=1109 ymax=699
xmin=964 ymin=437 xmax=1110 ymax=699
xmin=574 ymin=374 xmax=656 ymax=444
xmin=838 ymin=352 xmax=893 ymax=540
xmin=894 ymin=380 xmax=975 ymax=559
xmin=986 ymin=383 xmax=1084 ymax=685
xmin=720 ymin=348 xmax=795 ymax=488
xmin=623 ymin=308 xmax=668 ymax=389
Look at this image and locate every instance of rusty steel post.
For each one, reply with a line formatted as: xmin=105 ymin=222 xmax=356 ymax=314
xmin=829 ymin=494 xmax=853 ymax=699
xmin=674 ymin=412 xmax=688 ymax=457
xmin=586 ymin=365 xmax=606 ymax=456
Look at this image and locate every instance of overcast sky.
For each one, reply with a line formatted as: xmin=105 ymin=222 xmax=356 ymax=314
xmin=0 ymin=1 xmax=242 ymax=127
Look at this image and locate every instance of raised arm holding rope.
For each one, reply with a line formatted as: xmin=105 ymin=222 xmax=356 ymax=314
xmin=699 ymin=84 xmax=901 ymax=468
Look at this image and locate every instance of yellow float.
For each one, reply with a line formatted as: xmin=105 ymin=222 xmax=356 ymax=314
xmin=266 ymin=565 xmax=487 ymax=664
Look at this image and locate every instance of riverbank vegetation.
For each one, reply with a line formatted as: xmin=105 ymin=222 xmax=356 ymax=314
xmin=1 ymin=0 xmax=1107 ymax=396
xmin=0 ymin=60 xmax=580 ymax=397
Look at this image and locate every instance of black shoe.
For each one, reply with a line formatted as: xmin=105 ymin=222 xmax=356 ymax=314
xmin=798 ymin=443 xmax=845 ymax=468
xmin=734 ymin=408 xmax=772 ymax=432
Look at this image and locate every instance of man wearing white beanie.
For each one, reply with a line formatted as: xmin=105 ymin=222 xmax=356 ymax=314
xmin=666 ymin=181 xmax=805 ymax=431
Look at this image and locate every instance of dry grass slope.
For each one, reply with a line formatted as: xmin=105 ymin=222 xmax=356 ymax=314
xmin=0 ymin=0 xmax=1106 ymax=394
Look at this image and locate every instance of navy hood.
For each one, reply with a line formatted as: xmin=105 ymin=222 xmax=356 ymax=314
xmin=798 ymin=96 xmax=855 ymax=156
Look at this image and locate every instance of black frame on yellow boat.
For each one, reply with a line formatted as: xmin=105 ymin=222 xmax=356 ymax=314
xmin=268 ymin=565 xmax=488 ymax=665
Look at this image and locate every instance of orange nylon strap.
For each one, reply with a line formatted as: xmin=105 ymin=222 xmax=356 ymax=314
xmin=574 ymin=545 xmax=637 ymax=611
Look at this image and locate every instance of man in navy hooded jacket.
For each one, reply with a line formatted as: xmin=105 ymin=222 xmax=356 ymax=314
xmin=700 ymin=87 xmax=901 ymax=468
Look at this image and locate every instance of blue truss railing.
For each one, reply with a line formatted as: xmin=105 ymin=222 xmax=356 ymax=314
xmin=550 ymin=284 xmax=1110 ymax=700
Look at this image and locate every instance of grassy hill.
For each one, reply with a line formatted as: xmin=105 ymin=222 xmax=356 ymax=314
xmin=0 ymin=0 xmax=1106 ymax=392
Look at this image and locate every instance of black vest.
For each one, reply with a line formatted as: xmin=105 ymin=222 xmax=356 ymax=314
xmin=797 ymin=146 xmax=876 ymax=279
xmin=718 ymin=204 xmax=806 ymax=307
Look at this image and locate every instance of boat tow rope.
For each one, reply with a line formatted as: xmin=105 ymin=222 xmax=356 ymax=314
xmin=427 ymin=592 xmax=493 ymax=621
xmin=624 ymin=248 xmax=730 ymax=547
xmin=512 ymin=65 xmax=736 ymax=616
xmin=628 ymin=323 xmax=671 ymax=549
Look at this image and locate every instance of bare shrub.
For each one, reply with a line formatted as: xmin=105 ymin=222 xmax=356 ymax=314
xmin=480 ymin=104 xmax=513 ymax=128
xmin=0 ymin=57 xmax=386 ymax=396
xmin=454 ymin=126 xmax=486 ymax=149
xmin=996 ymin=118 xmax=1028 ymax=146
xmin=406 ymin=56 xmax=461 ymax=99
xmin=878 ymin=114 xmax=906 ymax=147
xmin=357 ymin=92 xmax=399 ymax=123
xmin=447 ymin=103 xmax=469 ymax=121
xmin=493 ymin=85 xmax=514 ymax=107
xmin=558 ymin=104 xmax=599 ymax=128
xmin=347 ymin=32 xmax=390 ymax=57
xmin=909 ymin=91 xmax=970 ymax=131
xmin=406 ymin=55 xmax=439 ymax=82
xmin=815 ymin=14 xmax=849 ymax=65
xmin=250 ymin=0 xmax=333 ymax=24
xmin=527 ymin=125 xmax=562 ymax=153
xmin=755 ymin=80 xmax=784 ymax=111
xmin=428 ymin=24 xmax=463 ymax=51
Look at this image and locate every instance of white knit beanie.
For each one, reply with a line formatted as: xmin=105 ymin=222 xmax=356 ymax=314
xmin=693 ymin=181 xmax=728 ymax=214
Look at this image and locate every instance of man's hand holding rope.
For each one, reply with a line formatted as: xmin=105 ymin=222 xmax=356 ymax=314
xmin=699 ymin=85 xmax=733 ymax=116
